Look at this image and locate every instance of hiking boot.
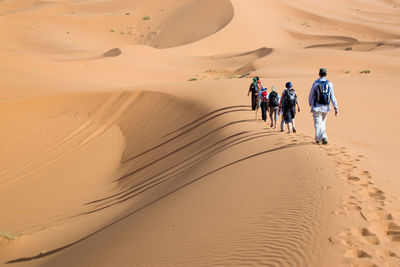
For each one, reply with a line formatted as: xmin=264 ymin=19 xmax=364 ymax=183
xmin=280 ymin=129 xmax=284 ymax=132
xmin=316 ymin=140 xmax=320 ymax=144
xmin=270 ymin=123 xmax=273 ymax=127
xmin=293 ymin=127 xmax=296 ymax=133
xmin=322 ymin=138 xmax=328 ymax=145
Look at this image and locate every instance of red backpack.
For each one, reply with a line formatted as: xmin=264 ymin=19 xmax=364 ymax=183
xmin=261 ymin=90 xmax=268 ymax=103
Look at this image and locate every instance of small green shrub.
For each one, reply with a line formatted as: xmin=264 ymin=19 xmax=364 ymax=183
xmin=109 ymin=29 xmax=115 ymax=32
xmin=0 ymin=232 xmax=17 ymax=240
xmin=345 ymin=70 xmax=351 ymax=74
xmin=143 ymin=16 xmax=150 ymax=20
xmin=239 ymin=73 xmax=250 ymax=78
xmin=360 ymin=70 xmax=371 ymax=74
xmin=345 ymin=47 xmax=352 ymax=51
xmin=188 ymin=78 xmax=198 ymax=81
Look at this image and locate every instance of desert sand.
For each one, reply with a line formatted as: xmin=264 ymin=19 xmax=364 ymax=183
xmin=0 ymin=0 xmax=399 ymax=266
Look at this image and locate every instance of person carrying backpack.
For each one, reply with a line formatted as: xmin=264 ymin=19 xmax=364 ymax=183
xmin=279 ymin=88 xmax=286 ymax=132
xmin=268 ymin=85 xmax=280 ymax=129
xmin=308 ymin=68 xmax=338 ymax=145
xmin=248 ymin=77 xmax=260 ymax=110
xmin=279 ymin=82 xmax=301 ymax=133
xmin=258 ymin=84 xmax=269 ymax=122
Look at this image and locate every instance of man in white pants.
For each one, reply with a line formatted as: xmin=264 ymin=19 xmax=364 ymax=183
xmin=308 ymin=68 xmax=339 ymax=145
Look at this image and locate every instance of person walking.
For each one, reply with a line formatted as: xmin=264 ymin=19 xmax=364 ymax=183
xmin=279 ymin=82 xmax=301 ymax=133
xmin=248 ymin=77 xmax=259 ymax=110
xmin=279 ymin=87 xmax=285 ymax=132
xmin=268 ymin=85 xmax=280 ymax=129
xmin=308 ymin=68 xmax=338 ymax=145
xmin=258 ymin=86 xmax=269 ymax=122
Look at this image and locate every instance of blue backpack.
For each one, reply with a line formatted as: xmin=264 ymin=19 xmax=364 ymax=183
xmin=316 ymin=79 xmax=330 ymax=105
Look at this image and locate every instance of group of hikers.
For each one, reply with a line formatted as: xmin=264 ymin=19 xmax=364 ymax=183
xmin=247 ymin=68 xmax=338 ymax=145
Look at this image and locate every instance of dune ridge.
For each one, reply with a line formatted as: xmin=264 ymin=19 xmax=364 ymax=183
xmin=0 ymin=89 xmax=324 ymax=266
xmin=5 ymin=92 xmax=332 ymax=266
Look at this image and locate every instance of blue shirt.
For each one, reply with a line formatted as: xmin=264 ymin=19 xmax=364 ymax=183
xmin=309 ymin=78 xmax=338 ymax=113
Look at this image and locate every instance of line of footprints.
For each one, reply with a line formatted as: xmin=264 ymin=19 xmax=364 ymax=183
xmin=276 ymin=131 xmax=399 ymax=265
xmin=284 ymin=132 xmax=400 ymax=265
xmin=316 ymin=140 xmax=400 ymax=266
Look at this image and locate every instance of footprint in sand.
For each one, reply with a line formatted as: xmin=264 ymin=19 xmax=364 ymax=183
xmin=341 ymin=196 xmax=373 ymax=220
xmin=344 ymin=203 xmax=362 ymax=211
xmin=367 ymin=207 xmax=393 ymax=221
xmin=331 ymin=210 xmax=344 ymax=215
xmin=356 ymin=178 xmax=373 ymax=187
xmin=343 ymin=170 xmax=373 ymax=187
xmin=339 ymin=166 xmax=358 ymax=177
xmin=366 ymin=188 xmax=386 ymax=201
xmin=329 ymin=231 xmax=353 ymax=247
xmin=344 ymin=248 xmax=371 ymax=258
xmin=385 ymin=221 xmax=400 ymax=242
xmin=347 ymin=175 xmax=361 ymax=182
xmin=341 ymin=195 xmax=361 ymax=204
xmin=375 ymin=248 xmax=399 ymax=258
xmin=361 ymin=170 xmax=372 ymax=179
xmin=370 ymin=220 xmax=400 ymax=242
xmin=358 ymin=228 xmax=380 ymax=245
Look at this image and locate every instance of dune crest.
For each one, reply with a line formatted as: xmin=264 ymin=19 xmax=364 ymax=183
xmin=154 ymin=0 xmax=234 ymax=48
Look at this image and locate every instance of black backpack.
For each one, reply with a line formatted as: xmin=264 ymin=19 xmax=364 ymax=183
xmin=316 ymin=80 xmax=330 ymax=105
xmin=269 ymin=91 xmax=279 ymax=107
xmin=285 ymin=89 xmax=296 ymax=108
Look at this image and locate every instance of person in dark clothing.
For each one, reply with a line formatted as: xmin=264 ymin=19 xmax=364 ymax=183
xmin=279 ymin=82 xmax=301 ymax=133
xmin=258 ymin=86 xmax=269 ymax=122
xmin=268 ymin=85 xmax=280 ymax=129
xmin=248 ymin=77 xmax=260 ymax=110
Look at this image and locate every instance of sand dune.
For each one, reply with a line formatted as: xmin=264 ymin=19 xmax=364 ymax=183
xmin=1 ymin=0 xmax=400 ymax=266
xmin=0 ymin=86 xmax=340 ymax=266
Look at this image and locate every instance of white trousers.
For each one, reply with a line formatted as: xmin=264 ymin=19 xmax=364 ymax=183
xmin=313 ymin=111 xmax=328 ymax=141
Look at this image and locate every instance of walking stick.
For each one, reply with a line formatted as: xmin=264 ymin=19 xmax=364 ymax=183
xmin=255 ymin=95 xmax=259 ymax=121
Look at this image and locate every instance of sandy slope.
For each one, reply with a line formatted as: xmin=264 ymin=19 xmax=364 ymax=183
xmin=0 ymin=0 xmax=400 ymax=266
